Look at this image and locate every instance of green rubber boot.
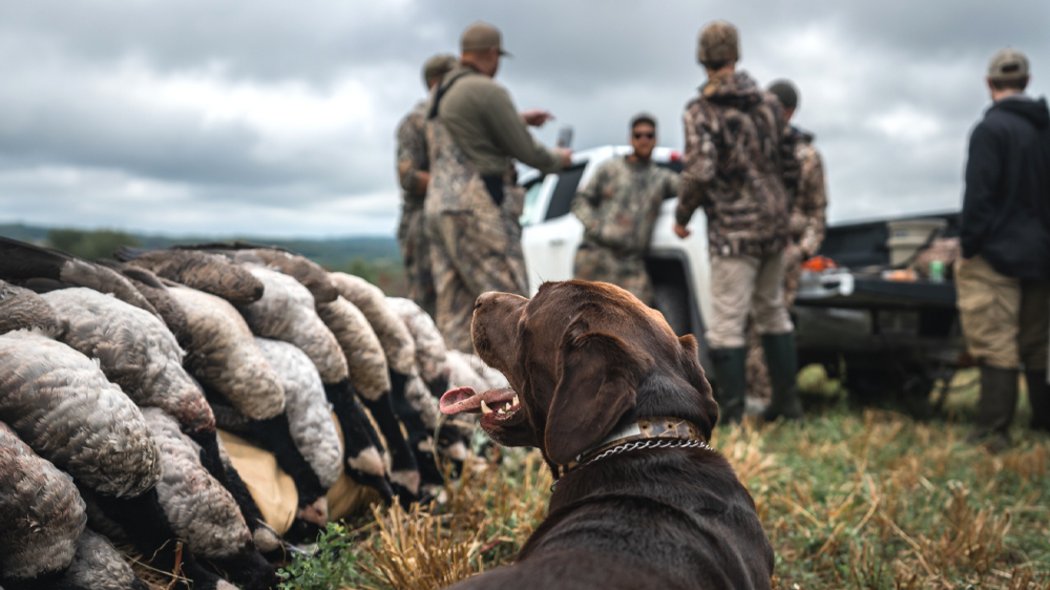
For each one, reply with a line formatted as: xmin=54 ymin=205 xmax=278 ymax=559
xmin=710 ymin=347 xmax=747 ymax=425
xmin=761 ymin=332 xmax=803 ymax=422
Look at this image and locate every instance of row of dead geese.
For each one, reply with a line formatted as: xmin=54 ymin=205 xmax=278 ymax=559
xmin=0 ymin=236 xmax=506 ymax=590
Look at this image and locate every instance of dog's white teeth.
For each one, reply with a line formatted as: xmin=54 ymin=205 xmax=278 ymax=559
xmin=511 ymin=394 xmax=520 ymax=407
xmin=497 ymin=406 xmax=506 ymax=415
xmin=480 ymin=400 xmax=493 ymax=415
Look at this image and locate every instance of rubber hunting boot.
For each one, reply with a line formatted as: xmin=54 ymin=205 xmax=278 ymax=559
xmin=761 ymin=332 xmax=803 ymax=421
xmin=710 ymin=347 xmax=747 ymax=425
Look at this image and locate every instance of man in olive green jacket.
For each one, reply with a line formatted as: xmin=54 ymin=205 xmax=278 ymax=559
xmin=425 ymin=21 xmax=571 ymax=352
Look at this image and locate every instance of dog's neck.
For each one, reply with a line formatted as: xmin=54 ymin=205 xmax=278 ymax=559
xmin=552 ymin=416 xmax=710 ymax=484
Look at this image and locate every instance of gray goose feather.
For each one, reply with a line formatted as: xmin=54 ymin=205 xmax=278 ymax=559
xmin=0 ymin=420 xmax=87 ymax=581
xmin=316 ymin=295 xmax=390 ymax=401
xmin=116 ymin=247 xmax=265 ymax=306
xmin=386 ymin=296 xmax=449 ymax=385
xmin=254 ymin=337 xmax=343 ymax=489
xmin=0 ymin=331 xmax=160 ymax=497
xmin=58 ymin=528 xmax=148 ymax=590
xmin=0 ymin=236 xmax=158 ymax=316
xmin=167 ymin=285 xmax=286 ymax=420
xmin=0 ymin=278 xmax=58 ymax=335
xmin=239 ymin=266 xmax=348 ymax=384
xmin=190 ymin=243 xmax=339 ymax=304
xmin=140 ymin=408 xmax=253 ymax=559
xmin=41 ymin=288 xmax=215 ymax=434
xmin=329 ymin=273 xmax=417 ymax=375
xmin=116 ymin=265 xmax=194 ymax=349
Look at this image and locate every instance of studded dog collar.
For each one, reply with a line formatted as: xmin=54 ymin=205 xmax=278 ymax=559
xmin=552 ymin=417 xmax=711 ymax=487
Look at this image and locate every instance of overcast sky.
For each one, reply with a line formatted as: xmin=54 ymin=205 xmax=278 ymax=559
xmin=0 ymin=1 xmax=1047 ymax=239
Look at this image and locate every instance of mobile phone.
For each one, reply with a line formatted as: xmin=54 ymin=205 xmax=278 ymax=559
xmin=556 ymin=126 xmax=573 ymax=148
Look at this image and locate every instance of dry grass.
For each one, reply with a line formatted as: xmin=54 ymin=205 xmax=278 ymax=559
xmin=356 ymin=449 xmax=551 ymax=590
xmin=157 ymin=368 xmax=1050 ymax=589
xmin=334 ymin=387 xmax=1050 ymax=589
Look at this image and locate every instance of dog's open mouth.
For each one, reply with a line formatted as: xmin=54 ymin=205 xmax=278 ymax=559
xmin=439 ymin=386 xmax=522 ymax=424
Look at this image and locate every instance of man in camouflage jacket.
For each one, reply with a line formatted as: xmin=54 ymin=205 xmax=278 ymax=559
xmin=395 ymin=54 xmax=456 ymax=317
xmin=425 ymin=22 xmax=571 ymax=352
xmin=571 ymin=113 xmax=680 ymax=304
xmin=746 ymin=80 xmax=828 ymax=404
xmin=672 ymin=20 xmax=802 ymax=423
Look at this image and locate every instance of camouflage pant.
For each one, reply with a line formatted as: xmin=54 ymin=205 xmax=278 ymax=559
xmin=746 ymin=243 xmax=803 ymax=401
xmin=427 ymin=207 xmax=528 ymax=353
xmin=573 ymin=243 xmax=652 ymax=304
xmin=397 ymin=207 xmax=436 ymax=317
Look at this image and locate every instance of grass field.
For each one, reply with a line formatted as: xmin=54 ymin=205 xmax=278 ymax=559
xmin=278 ymin=368 xmax=1050 ymax=589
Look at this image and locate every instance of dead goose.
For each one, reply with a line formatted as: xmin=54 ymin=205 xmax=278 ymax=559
xmin=181 ymin=242 xmax=339 ymax=304
xmin=115 ymin=246 xmax=264 ymax=306
xmin=166 ymin=285 xmax=285 ymax=420
xmin=329 ymin=273 xmax=417 ymax=376
xmin=0 ymin=420 xmax=87 ymax=586
xmin=247 ymin=337 xmax=345 ymax=532
xmin=238 ymin=267 xmax=408 ymax=502
xmin=0 ymin=278 xmax=58 ymax=335
xmin=0 ymin=236 xmax=158 ymax=316
xmin=38 ymin=283 xmax=275 ymax=559
xmin=239 ymin=266 xmax=347 ymax=384
xmin=56 ymin=528 xmax=149 ymax=590
xmin=114 ymin=264 xmax=194 ymax=349
xmin=386 ymin=296 xmax=450 ymax=395
xmin=385 ymin=297 xmax=472 ymax=484
xmin=254 ymin=337 xmax=343 ymax=490
xmin=41 ymin=287 xmax=215 ymax=435
xmin=0 ymin=330 xmax=160 ymax=498
xmin=141 ymin=408 xmax=275 ymax=590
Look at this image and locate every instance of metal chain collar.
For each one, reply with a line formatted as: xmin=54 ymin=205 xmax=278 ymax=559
xmin=586 ymin=438 xmax=713 ymax=467
xmin=552 ymin=438 xmax=714 ymax=491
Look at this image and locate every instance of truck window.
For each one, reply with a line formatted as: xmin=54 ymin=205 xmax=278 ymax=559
xmin=520 ymin=175 xmax=546 ymax=226
xmin=545 ymin=163 xmax=586 ymax=221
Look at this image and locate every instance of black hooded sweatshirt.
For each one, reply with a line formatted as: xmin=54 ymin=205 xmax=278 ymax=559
xmin=961 ymin=94 xmax=1050 ymax=280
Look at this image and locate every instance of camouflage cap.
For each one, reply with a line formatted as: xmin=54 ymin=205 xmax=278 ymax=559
xmin=422 ymin=53 xmax=457 ymax=87
xmin=767 ymin=79 xmax=799 ymax=110
xmin=460 ymin=21 xmax=511 ymax=56
xmin=697 ymin=20 xmax=739 ymax=67
xmin=987 ymin=48 xmax=1029 ymax=82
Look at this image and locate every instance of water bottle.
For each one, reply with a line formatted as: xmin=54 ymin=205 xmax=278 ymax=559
xmin=929 ymin=260 xmax=945 ymax=283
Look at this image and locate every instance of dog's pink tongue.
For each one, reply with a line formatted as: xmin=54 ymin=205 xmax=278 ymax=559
xmin=439 ymin=386 xmax=480 ymax=415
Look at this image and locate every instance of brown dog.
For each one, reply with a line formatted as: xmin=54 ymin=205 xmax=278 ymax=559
xmin=439 ymin=280 xmax=773 ymax=590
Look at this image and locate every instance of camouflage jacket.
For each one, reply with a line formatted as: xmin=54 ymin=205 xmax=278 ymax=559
xmin=676 ymin=70 xmax=797 ymax=257
xmin=786 ymin=127 xmax=827 ymax=257
xmin=572 ymin=156 xmax=680 ymax=255
xmin=396 ymin=99 xmax=429 ymax=212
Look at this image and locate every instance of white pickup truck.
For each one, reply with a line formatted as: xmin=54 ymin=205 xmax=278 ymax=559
xmin=518 ymin=145 xmax=964 ymax=414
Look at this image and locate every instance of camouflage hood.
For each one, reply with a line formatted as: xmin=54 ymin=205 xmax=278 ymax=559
xmin=701 ymin=70 xmax=763 ymax=110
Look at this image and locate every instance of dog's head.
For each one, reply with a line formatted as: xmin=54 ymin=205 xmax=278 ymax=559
xmin=439 ymin=280 xmax=718 ymax=466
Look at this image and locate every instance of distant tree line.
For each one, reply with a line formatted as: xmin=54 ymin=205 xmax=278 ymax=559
xmin=42 ymin=228 xmax=408 ymax=297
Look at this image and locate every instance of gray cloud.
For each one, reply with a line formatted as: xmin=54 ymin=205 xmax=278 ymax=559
xmin=0 ymin=0 xmax=1047 ymax=237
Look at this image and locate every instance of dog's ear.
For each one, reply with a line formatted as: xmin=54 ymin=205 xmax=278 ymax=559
xmin=677 ymin=333 xmax=718 ymax=437
xmin=545 ymin=316 xmax=639 ymax=465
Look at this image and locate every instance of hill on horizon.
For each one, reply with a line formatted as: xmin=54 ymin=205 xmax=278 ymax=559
xmin=0 ymin=222 xmax=400 ymax=270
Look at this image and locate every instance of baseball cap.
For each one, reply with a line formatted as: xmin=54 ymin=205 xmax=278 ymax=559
xmin=697 ymin=20 xmax=739 ymax=67
xmin=422 ymin=53 xmax=456 ymax=87
xmin=460 ymin=21 xmax=511 ymax=57
xmin=767 ymin=80 xmax=799 ymax=110
xmin=987 ymin=48 xmax=1029 ymax=82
